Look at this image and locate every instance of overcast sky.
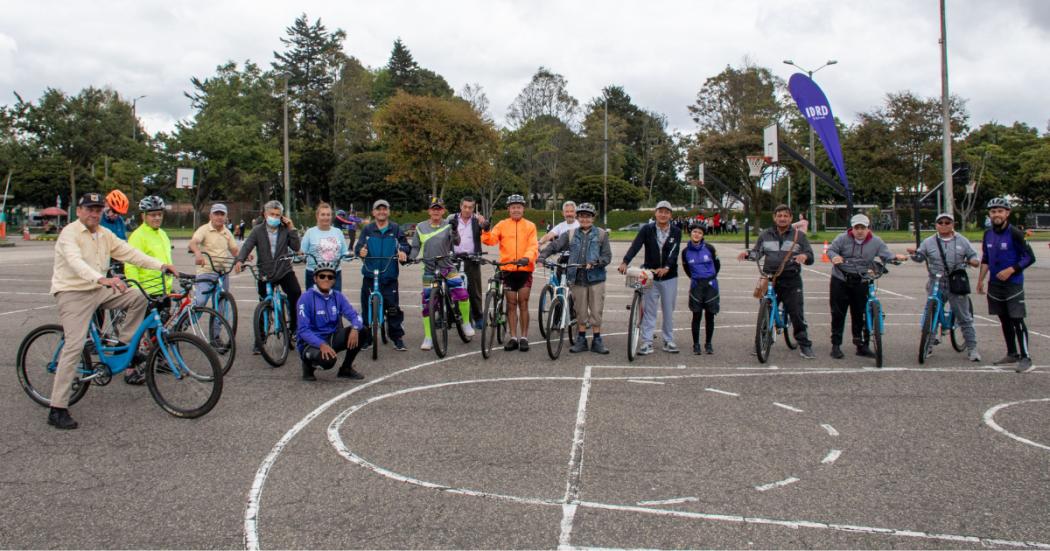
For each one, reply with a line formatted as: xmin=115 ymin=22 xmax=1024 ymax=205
xmin=2 ymin=0 xmax=1047 ymax=138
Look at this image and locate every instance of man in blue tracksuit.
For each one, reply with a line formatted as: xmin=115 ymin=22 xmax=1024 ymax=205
xmin=976 ymin=197 xmax=1036 ymax=373
xmin=296 ymin=261 xmax=367 ymax=381
xmin=682 ymin=221 xmax=720 ymax=355
xmin=354 ymin=199 xmax=410 ymax=351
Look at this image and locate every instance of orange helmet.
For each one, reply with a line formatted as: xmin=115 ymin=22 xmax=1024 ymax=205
xmin=105 ymin=189 xmax=129 ymax=215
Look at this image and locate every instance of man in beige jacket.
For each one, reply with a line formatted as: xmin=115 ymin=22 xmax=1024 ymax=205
xmin=47 ymin=192 xmax=177 ymax=430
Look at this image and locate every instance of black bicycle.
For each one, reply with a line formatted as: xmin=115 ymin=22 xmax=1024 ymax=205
xmin=409 ymin=255 xmax=471 ymax=358
xmin=478 ymin=257 xmax=519 ymax=359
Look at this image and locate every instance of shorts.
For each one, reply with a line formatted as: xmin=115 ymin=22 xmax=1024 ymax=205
xmin=688 ymin=278 xmax=720 ymax=314
xmin=987 ymin=281 xmax=1026 ymax=318
xmin=503 ymin=270 xmax=533 ymax=292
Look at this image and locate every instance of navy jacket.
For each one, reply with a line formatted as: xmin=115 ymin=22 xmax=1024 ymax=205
xmin=622 ymin=222 xmax=682 ymax=281
xmin=355 ymin=222 xmax=410 ymax=282
xmin=982 ymin=224 xmax=1035 ymax=285
xmin=682 ymin=240 xmax=720 ymax=283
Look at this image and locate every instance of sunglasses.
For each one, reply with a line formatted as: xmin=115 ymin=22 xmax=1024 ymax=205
xmin=936 ymin=220 xmax=953 ymax=225
xmin=315 ymin=273 xmax=335 ymax=281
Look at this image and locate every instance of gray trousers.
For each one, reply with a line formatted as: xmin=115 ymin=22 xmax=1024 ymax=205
xmin=927 ymin=277 xmax=976 ymax=349
xmin=642 ymin=278 xmax=678 ymax=344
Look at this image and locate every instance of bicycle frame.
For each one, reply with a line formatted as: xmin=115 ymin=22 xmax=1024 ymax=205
xmin=547 ymin=255 xmax=584 ymax=332
xmin=245 ymin=264 xmax=290 ymax=337
xmin=199 ymin=253 xmax=234 ymax=312
xmin=358 ymin=255 xmax=400 ymax=331
xmin=865 ymin=279 xmax=885 ymax=335
xmin=763 ymin=280 xmax=786 ymax=334
xmin=920 ymin=274 xmax=954 ymax=334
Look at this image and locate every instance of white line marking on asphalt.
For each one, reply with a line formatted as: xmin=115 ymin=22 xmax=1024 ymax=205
xmin=0 ymin=291 xmax=50 ymax=295
xmin=559 ymin=365 xmax=594 ymax=550
xmin=822 ymin=424 xmax=840 ymax=437
xmin=627 ymin=379 xmax=665 ymax=385
xmin=773 ymin=402 xmax=804 ymax=413
xmin=705 ymin=387 xmax=739 ymax=397
xmin=0 ymin=304 xmax=54 ymax=316
xmin=822 ymin=449 xmax=842 ymax=464
xmin=983 ymin=398 xmax=1050 ymax=452
xmin=637 ymin=497 xmax=699 ymax=506
xmin=755 ymin=477 xmax=800 ymax=491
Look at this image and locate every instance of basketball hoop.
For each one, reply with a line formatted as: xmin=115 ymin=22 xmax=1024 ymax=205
xmin=746 ymin=155 xmax=767 ymax=178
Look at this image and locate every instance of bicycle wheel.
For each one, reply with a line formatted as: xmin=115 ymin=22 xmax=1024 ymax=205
xmin=780 ymin=302 xmax=797 ymax=350
xmin=453 ymin=296 xmax=470 ymax=343
xmin=755 ymin=299 xmax=774 ymax=363
xmin=537 ymin=284 xmax=554 ymax=339
xmin=16 ymin=324 xmax=91 ymax=408
xmin=870 ymin=301 xmax=883 ymax=368
xmin=482 ymin=290 xmax=498 ymax=359
xmin=254 ymin=299 xmax=289 ymax=367
xmin=174 ymin=306 xmax=236 ymax=375
xmin=429 ymin=286 xmax=448 ymax=358
xmin=948 ymin=297 xmax=969 ymax=352
xmin=626 ymin=291 xmax=643 ymax=362
xmin=546 ymin=296 xmax=567 ymax=360
xmin=370 ymin=294 xmax=381 ymax=361
xmin=918 ymin=300 xmax=938 ymax=364
xmin=217 ymin=290 xmax=239 ymax=334
xmin=146 ymin=332 xmax=222 ymax=418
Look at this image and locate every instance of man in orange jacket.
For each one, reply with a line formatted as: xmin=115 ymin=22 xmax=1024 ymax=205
xmin=481 ymin=194 xmax=538 ymax=351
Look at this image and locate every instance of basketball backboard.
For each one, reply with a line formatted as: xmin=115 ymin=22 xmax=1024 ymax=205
xmin=763 ymin=123 xmax=778 ymax=163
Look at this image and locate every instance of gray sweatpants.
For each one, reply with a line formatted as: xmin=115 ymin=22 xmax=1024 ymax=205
xmin=642 ymin=278 xmax=678 ymax=344
xmin=926 ymin=277 xmax=976 ymax=349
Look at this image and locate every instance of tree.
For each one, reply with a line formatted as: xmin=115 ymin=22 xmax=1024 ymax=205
xmin=1016 ymin=141 xmax=1050 ymax=209
xmin=506 ymin=67 xmax=579 ymax=129
xmin=331 ymin=150 xmax=428 ymax=211
xmin=373 ymin=39 xmax=453 ymax=102
xmin=563 ymin=174 xmax=643 ymax=210
xmin=375 ymin=92 xmax=499 ymax=200
xmin=502 ymin=115 xmax=577 ymax=208
xmin=458 ymin=82 xmax=491 ymax=123
xmin=332 ymin=57 xmax=377 ymax=158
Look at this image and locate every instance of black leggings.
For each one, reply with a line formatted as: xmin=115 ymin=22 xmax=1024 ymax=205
xmin=691 ymin=310 xmax=715 ymax=345
xmin=999 ymin=314 xmax=1030 ymax=358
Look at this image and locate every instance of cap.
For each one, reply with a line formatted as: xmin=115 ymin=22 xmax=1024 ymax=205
xmin=428 ymin=197 xmax=445 ymax=209
xmin=849 ymin=214 xmax=870 ymax=228
xmin=373 ymin=199 xmax=390 ymax=209
xmin=935 ymin=212 xmax=955 ymax=222
xmin=655 ymin=200 xmax=673 ymax=211
xmin=210 ymin=203 xmax=228 ymax=214
xmin=78 ymin=192 xmax=104 ymax=207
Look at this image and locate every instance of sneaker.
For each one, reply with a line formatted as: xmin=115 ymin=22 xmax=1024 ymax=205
xmin=705 ymin=343 xmax=714 ymax=355
xmin=393 ymin=339 xmax=407 ymax=351
xmin=693 ymin=343 xmax=703 ymax=355
xmin=570 ymin=338 xmax=588 ymax=353
xmin=800 ymin=345 xmax=816 ymax=359
xmin=993 ymin=354 xmax=1019 ymax=366
xmin=420 ymin=337 xmax=433 ymax=351
xmin=337 ymin=367 xmax=365 ymax=380
xmin=591 ymin=337 xmax=610 ymax=355
xmin=1016 ymin=357 xmax=1033 ymax=374
xmin=830 ymin=345 xmax=844 ymax=359
xmin=638 ymin=342 xmax=654 ymax=356
xmin=463 ymin=323 xmax=476 ymax=338
xmin=856 ymin=345 xmax=876 ymax=358
xmin=967 ymin=348 xmax=982 ymax=362
xmin=47 ymin=407 xmax=78 ymax=430
xmin=504 ymin=339 xmax=519 ymax=352
xmin=301 ymin=360 xmax=316 ymax=381
xmin=519 ymin=338 xmax=530 ymax=352
xmin=662 ymin=341 xmax=680 ymax=354
xmin=124 ymin=370 xmax=145 ymax=386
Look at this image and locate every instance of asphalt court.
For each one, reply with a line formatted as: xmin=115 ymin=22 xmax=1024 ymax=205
xmin=1 ymin=236 xmax=1049 ymax=549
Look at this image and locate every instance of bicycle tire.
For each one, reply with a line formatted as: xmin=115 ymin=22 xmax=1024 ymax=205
xmin=537 ymin=284 xmax=554 ymax=339
xmin=371 ymin=294 xmax=381 ymax=361
xmin=145 ymin=332 xmax=223 ymax=418
xmin=781 ymin=302 xmax=797 ymax=350
xmin=495 ymin=294 xmax=506 ymax=344
xmin=755 ymin=299 xmax=774 ymax=363
xmin=174 ymin=306 xmax=236 ymax=375
xmin=948 ymin=297 xmax=969 ymax=352
xmin=16 ymin=324 xmax=92 ymax=408
xmin=870 ymin=301 xmax=883 ymax=368
xmin=453 ymin=294 xmax=470 ymax=344
xmin=918 ymin=300 xmax=938 ymax=364
xmin=482 ymin=290 xmax=497 ymax=359
xmin=254 ymin=300 xmax=289 ymax=367
xmin=218 ymin=290 xmax=239 ymax=334
xmin=429 ymin=285 xmax=448 ymax=358
xmin=626 ymin=291 xmax=643 ymax=362
xmin=546 ymin=296 xmax=567 ymax=360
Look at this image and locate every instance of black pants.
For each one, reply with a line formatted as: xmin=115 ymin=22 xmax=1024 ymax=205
xmin=360 ymin=277 xmax=405 ymax=340
xmin=300 ymin=326 xmax=366 ymax=373
xmin=830 ymin=276 xmax=869 ymax=346
xmin=463 ymin=258 xmax=483 ymax=323
xmin=775 ymin=274 xmax=811 ymax=347
xmin=257 ymin=271 xmax=302 ymax=335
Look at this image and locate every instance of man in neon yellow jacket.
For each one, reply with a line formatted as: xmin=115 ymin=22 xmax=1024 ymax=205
xmin=125 ymin=195 xmax=173 ymax=296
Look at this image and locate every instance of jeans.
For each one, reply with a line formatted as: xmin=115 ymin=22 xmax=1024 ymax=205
xmin=193 ymin=273 xmax=230 ymax=308
xmin=642 ymin=278 xmax=678 ymax=344
xmin=927 ymin=278 xmax=976 ymax=349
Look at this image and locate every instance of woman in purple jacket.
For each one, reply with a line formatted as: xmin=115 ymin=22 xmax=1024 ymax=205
xmin=681 ymin=222 xmax=721 ymax=354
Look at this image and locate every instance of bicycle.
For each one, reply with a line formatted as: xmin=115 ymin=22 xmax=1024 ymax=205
xmin=917 ymin=269 xmax=970 ymax=364
xmin=543 ymin=253 xmax=584 ymax=360
xmin=837 ymin=257 xmax=900 ymax=368
xmin=244 ymin=253 xmax=300 ymax=367
xmin=536 ymin=264 xmax=558 ymax=339
xmin=748 ymin=252 xmax=799 ymax=364
xmin=478 ymin=256 xmax=517 ymax=359
xmin=408 ymin=254 xmax=471 ymax=358
xmin=197 ymin=252 xmax=239 ymax=332
xmin=350 ymin=253 xmax=398 ymax=361
xmin=624 ymin=266 xmax=653 ymax=362
xmin=16 ymin=275 xmax=223 ymax=418
xmin=166 ymin=275 xmax=237 ymax=375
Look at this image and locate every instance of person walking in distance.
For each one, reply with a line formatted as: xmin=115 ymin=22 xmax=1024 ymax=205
xmin=618 ymin=201 xmax=683 ymax=355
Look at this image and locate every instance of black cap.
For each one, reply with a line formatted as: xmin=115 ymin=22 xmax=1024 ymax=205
xmin=78 ymin=192 xmax=104 ymax=207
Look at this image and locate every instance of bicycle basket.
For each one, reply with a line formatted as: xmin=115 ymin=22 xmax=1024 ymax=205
xmin=624 ymin=266 xmax=655 ymax=289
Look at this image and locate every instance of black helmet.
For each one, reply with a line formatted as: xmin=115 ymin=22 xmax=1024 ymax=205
xmin=506 ymin=194 xmax=526 ymax=206
xmin=576 ymin=202 xmax=596 ymax=216
xmin=986 ymin=197 xmax=1011 ymax=210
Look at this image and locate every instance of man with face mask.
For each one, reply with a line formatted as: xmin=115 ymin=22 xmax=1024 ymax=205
xmin=234 ymin=200 xmax=303 ymax=344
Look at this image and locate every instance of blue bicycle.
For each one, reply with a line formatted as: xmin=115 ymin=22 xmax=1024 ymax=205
xmin=750 ymin=253 xmax=798 ymax=363
xmin=197 ymin=252 xmax=239 ymax=332
xmin=352 ymin=253 xmax=399 ymax=361
xmin=16 ymin=275 xmax=223 ymax=418
xmin=244 ymin=253 xmax=299 ymax=367
xmin=917 ymin=270 xmax=970 ymax=364
xmin=837 ymin=257 xmax=900 ymax=368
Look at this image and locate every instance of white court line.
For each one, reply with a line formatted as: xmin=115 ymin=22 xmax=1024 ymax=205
xmin=974 ymin=313 xmax=1050 ymax=340
xmin=755 ymin=477 xmax=800 ymax=491
xmin=983 ymin=398 xmax=1050 ymax=452
xmin=0 ymin=291 xmax=51 ymax=295
xmin=0 ymin=304 xmax=54 ymax=317
xmin=822 ymin=449 xmax=843 ymax=464
xmin=773 ymin=402 xmax=804 ymax=413
xmin=627 ymin=379 xmax=665 ymax=385
xmin=705 ymin=387 xmax=739 ymax=397
xmin=822 ymin=423 xmax=840 ymax=437
xmin=637 ymin=497 xmax=699 ymax=506
xmin=559 ymin=365 xmax=594 ymax=550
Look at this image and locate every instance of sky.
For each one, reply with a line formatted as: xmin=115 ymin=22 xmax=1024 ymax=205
xmin=1 ymin=0 xmax=1047 ymax=138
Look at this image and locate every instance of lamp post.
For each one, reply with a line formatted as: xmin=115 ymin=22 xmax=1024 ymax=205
xmin=939 ymin=0 xmax=954 ymax=220
xmin=602 ymin=94 xmax=608 ymax=226
xmin=131 ymin=95 xmax=146 ymax=141
xmin=782 ymin=59 xmax=837 ymax=232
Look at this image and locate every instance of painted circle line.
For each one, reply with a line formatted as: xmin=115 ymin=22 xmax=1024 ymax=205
xmin=983 ymin=398 xmax=1050 ymax=452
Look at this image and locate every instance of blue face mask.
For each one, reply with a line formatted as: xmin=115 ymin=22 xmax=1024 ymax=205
xmin=266 ymin=216 xmax=281 ymax=228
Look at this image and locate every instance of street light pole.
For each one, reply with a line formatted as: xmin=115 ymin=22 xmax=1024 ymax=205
xmin=939 ymin=0 xmax=954 ymax=219
xmin=783 ymin=59 xmax=837 ymax=233
xmin=603 ymin=95 xmax=608 ymax=226
xmin=131 ymin=95 xmax=146 ymax=141
xmin=282 ymin=77 xmax=291 ymax=218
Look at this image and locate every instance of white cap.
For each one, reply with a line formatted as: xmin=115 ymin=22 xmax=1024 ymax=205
xmin=935 ymin=212 xmax=954 ymax=222
xmin=655 ymin=200 xmax=673 ymax=211
xmin=849 ymin=214 xmax=870 ymax=228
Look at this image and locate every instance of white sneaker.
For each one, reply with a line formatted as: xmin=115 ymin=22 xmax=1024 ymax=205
xmin=420 ymin=337 xmax=433 ymax=351
xmin=967 ymin=348 xmax=982 ymax=362
xmin=638 ymin=342 xmax=654 ymax=355
xmin=463 ymin=323 xmax=476 ymax=338
xmin=662 ymin=341 xmax=680 ymax=353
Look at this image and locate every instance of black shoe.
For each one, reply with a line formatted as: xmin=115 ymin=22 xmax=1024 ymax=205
xmin=570 ymin=337 xmax=588 ymax=353
xmin=830 ymin=345 xmax=844 ymax=359
xmin=301 ymin=360 xmax=316 ymax=382
xmin=337 ymin=367 xmax=364 ymax=380
xmin=252 ymin=344 xmax=261 ymax=355
xmin=856 ymin=344 xmax=876 ymax=358
xmin=519 ymin=338 xmax=530 ymax=352
xmin=48 ymin=407 xmax=78 ymax=430
xmin=705 ymin=343 xmax=714 ymax=355
xmin=693 ymin=343 xmax=703 ymax=355
xmin=504 ymin=338 xmax=519 ymax=352
xmin=124 ymin=371 xmax=145 ymax=385
xmin=591 ymin=337 xmax=610 ymax=355
xmin=993 ymin=354 xmax=1020 ymax=366
xmin=800 ymin=345 xmax=815 ymax=359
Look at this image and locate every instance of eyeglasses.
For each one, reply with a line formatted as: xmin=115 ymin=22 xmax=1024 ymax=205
xmin=315 ymin=273 xmax=335 ymax=281
xmin=936 ymin=220 xmax=953 ymax=225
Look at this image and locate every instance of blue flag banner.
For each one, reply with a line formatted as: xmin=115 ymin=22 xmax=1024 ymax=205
xmin=788 ymin=73 xmax=851 ymax=203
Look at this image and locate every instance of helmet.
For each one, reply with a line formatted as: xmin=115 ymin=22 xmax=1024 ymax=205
xmin=506 ymin=194 xmax=526 ymax=207
xmin=688 ymin=220 xmax=705 ymax=232
xmin=986 ymin=197 xmax=1011 ymax=210
xmin=576 ymin=202 xmax=596 ymax=216
xmin=313 ymin=260 xmax=339 ymax=275
xmin=105 ymin=189 xmax=129 ymax=215
xmin=139 ymin=195 xmax=166 ymax=212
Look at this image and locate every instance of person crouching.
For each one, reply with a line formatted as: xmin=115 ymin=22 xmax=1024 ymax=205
xmin=682 ymin=222 xmax=721 ymax=354
xmin=295 ymin=261 xmax=368 ymax=381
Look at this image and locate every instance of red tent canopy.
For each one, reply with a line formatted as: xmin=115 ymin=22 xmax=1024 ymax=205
xmin=38 ymin=207 xmax=67 ymax=217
